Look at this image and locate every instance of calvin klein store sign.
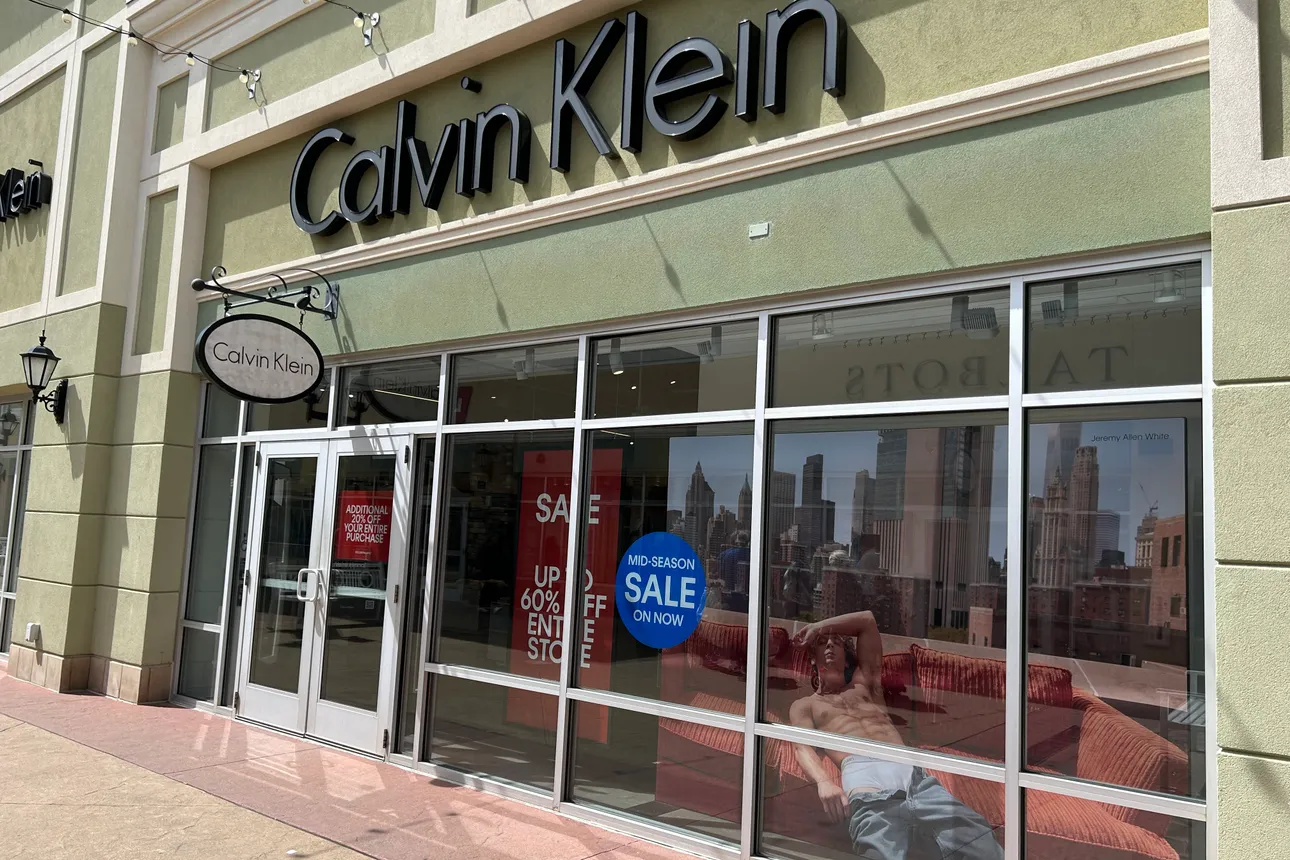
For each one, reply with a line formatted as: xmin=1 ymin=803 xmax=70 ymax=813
xmin=290 ymin=0 xmax=848 ymax=235
xmin=0 ymin=160 xmax=53 ymax=223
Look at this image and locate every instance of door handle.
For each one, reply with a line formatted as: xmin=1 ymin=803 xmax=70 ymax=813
xmin=306 ymin=569 xmax=322 ymax=603
xmin=297 ymin=568 xmax=309 ymax=600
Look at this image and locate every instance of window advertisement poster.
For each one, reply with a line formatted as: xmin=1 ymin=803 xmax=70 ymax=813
xmin=335 ymin=490 xmax=394 ymax=562
xmin=506 ymin=449 xmax=623 ymax=741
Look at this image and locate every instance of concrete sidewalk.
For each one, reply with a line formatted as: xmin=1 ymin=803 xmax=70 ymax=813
xmin=0 ymin=668 xmax=688 ymax=860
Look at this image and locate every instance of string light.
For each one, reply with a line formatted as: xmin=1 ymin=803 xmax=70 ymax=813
xmin=27 ymin=0 xmax=267 ymax=93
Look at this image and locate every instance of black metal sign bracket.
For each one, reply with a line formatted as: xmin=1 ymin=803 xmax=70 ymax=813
xmin=192 ymin=265 xmax=340 ymax=323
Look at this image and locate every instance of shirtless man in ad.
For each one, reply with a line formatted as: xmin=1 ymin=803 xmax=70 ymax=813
xmin=789 ymin=611 xmax=1003 ymax=860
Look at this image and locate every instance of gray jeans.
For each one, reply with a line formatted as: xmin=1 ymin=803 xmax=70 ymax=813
xmin=848 ymin=769 xmax=1003 ymax=860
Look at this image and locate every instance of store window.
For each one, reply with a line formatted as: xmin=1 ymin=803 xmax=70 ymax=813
xmin=451 ymin=342 xmax=578 ymax=423
xmin=1025 ymin=403 xmax=1204 ymax=798
xmin=0 ymin=401 xmax=31 ymax=654
xmin=574 ymin=423 xmax=755 ymax=712
xmin=1027 ymin=264 xmax=1201 ymax=393
xmin=341 ymin=356 xmax=441 ymax=425
xmin=591 ymin=321 xmax=758 ymax=418
xmin=761 ymin=735 xmax=1005 ymax=860
xmin=571 ymin=703 xmax=743 ymax=845
xmin=247 ymin=378 xmax=330 ymax=431
xmin=773 ymin=290 xmax=1009 ymax=408
xmin=434 ymin=430 xmax=575 ymax=676
xmin=761 ymin=414 xmax=1009 ymax=763
xmin=428 ymin=674 xmax=557 ymax=793
xmin=1023 ymin=790 xmax=1204 ymax=859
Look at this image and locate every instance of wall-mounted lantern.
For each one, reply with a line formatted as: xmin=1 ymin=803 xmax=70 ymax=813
xmin=20 ymin=332 xmax=67 ymax=425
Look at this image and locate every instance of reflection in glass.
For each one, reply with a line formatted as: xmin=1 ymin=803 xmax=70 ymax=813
xmin=428 ymin=674 xmax=556 ymax=793
xmin=0 ymin=450 xmax=19 ymax=586
xmin=342 ymin=356 xmax=441 ymax=426
xmin=185 ymin=445 xmax=237 ymax=625
xmin=248 ymin=457 xmax=318 ymax=693
xmin=773 ymin=290 xmax=1009 ymax=408
xmin=220 ymin=445 xmax=255 ymax=707
xmin=395 ymin=440 xmax=435 ymax=754
xmin=1027 ymin=263 xmax=1202 ymax=393
xmin=202 ymin=383 xmax=241 ymax=437
xmin=1025 ymin=405 xmax=1204 ymax=799
xmin=0 ymin=400 xmax=28 ymax=447
xmin=762 ymin=415 xmax=1009 ymax=763
xmin=319 ymin=454 xmax=396 ymax=711
xmin=591 ymin=321 xmax=758 ymax=418
xmin=247 ymin=378 xmax=330 ymax=431
xmin=177 ymin=628 xmax=219 ymax=701
xmin=572 ymin=704 xmax=742 ymax=845
xmin=436 ymin=431 xmax=574 ymax=677
xmin=575 ymin=424 xmax=754 ymax=713
xmin=451 ymin=342 xmax=578 ymax=423
xmin=762 ymin=741 xmax=1004 ymax=860
xmin=1024 ymin=789 xmax=1204 ymax=859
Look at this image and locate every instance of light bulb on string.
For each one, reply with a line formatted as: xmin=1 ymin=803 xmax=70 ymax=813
xmin=60 ymin=8 xmax=71 ymax=23
xmin=239 ymin=69 xmax=249 ymax=83
xmin=185 ymin=52 xmax=196 ymax=66
xmin=126 ymin=31 xmax=138 ymax=46
xmin=353 ymin=13 xmax=365 ymax=28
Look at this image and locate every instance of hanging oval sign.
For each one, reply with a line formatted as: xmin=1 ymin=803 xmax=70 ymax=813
xmin=196 ymin=314 xmax=325 ymax=404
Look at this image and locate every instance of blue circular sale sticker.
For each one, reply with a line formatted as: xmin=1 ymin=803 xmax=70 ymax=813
xmin=616 ymin=532 xmax=707 ymax=650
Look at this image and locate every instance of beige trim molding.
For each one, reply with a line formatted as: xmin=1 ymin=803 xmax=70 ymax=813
xmin=202 ymin=29 xmax=1210 ymax=295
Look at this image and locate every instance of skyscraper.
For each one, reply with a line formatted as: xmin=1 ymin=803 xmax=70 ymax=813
xmin=737 ymin=474 xmax=752 ymax=531
xmin=851 ymin=469 xmax=876 ymax=554
xmin=1068 ymin=446 xmax=1100 ymax=579
xmin=1044 ymin=422 xmax=1082 ymax=489
xmin=799 ymin=454 xmax=825 ymax=547
xmin=875 ymin=430 xmax=907 ymax=521
xmin=1093 ymin=510 xmax=1122 ymax=567
xmin=683 ymin=462 xmax=715 ymax=553
xmin=769 ymin=471 xmax=796 ymax=544
xmin=1035 ymin=469 xmax=1070 ymax=587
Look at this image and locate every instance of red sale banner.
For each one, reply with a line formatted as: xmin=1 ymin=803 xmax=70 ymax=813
xmin=506 ymin=448 xmax=622 ymax=743
xmin=334 ymin=490 xmax=393 ymax=562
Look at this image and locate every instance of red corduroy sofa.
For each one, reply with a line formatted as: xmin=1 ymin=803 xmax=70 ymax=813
xmin=656 ymin=620 xmax=1191 ymax=860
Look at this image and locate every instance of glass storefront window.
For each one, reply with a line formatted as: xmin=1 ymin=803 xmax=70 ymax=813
xmin=761 ymin=739 xmax=1005 ymax=860
xmin=762 ymin=414 xmax=1009 ymax=763
xmin=451 ymin=342 xmax=578 ymax=423
xmin=591 ymin=321 xmax=758 ymax=418
xmin=1027 ymin=264 xmax=1201 ymax=393
xmin=341 ymin=356 xmax=441 ymax=425
xmin=219 ymin=444 xmax=255 ymax=707
xmin=572 ymin=703 xmax=743 ymax=845
xmin=394 ymin=439 xmax=436 ymax=755
xmin=428 ymin=674 xmax=557 ymax=793
xmin=435 ymin=431 xmax=574 ymax=677
xmin=574 ymin=423 xmax=754 ymax=712
xmin=1024 ymin=790 xmax=1204 ymax=859
xmin=1025 ymin=404 xmax=1204 ymax=799
xmin=202 ymin=383 xmax=242 ymax=437
xmin=247 ymin=378 xmax=330 ymax=431
xmin=772 ymin=290 xmax=1009 ymax=408
xmin=177 ymin=628 xmax=219 ymax=701
xmin=185 ymin=445 xmax=238 ymax=625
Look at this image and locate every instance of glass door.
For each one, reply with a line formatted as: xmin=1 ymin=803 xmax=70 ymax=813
xmin=236 ymin=441 xmax=326 ymax=734
xmin=305 ymin=434 xmax=412 ymax=753
xmin=237 ymin=435 xmax=413 ymax=755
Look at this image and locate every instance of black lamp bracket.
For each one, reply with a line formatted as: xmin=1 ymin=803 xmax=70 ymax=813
xmin=192 ymin=266 xmax=339 ymax=323
xmin=37 ymin=378 xmax=67 ymax=425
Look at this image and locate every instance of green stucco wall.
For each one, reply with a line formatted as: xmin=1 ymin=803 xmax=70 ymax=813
xmin=203 ymin=0 xmax=1204 ymax=273
xmin=153 ymin=76 xmax=188 ymax=153
xmin=0 ymin=69 xmax=67 ymax=313
xmin=83 ymin=0 xmax=126 ymax=22
xmin=59 ymin=37 xmax=120 ymax=296
xmin=199 ymin=77 xmax=1209 ymax=355
xmin=134 ymin=190 xmax=179 ymax=356
xmin=0 ymin=3 xmax=64 ymax=76
xmin=1260 ymin=0 xmax=1290 ymax=158
xmin=205 ymin=0 xmax=436 ymax=130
